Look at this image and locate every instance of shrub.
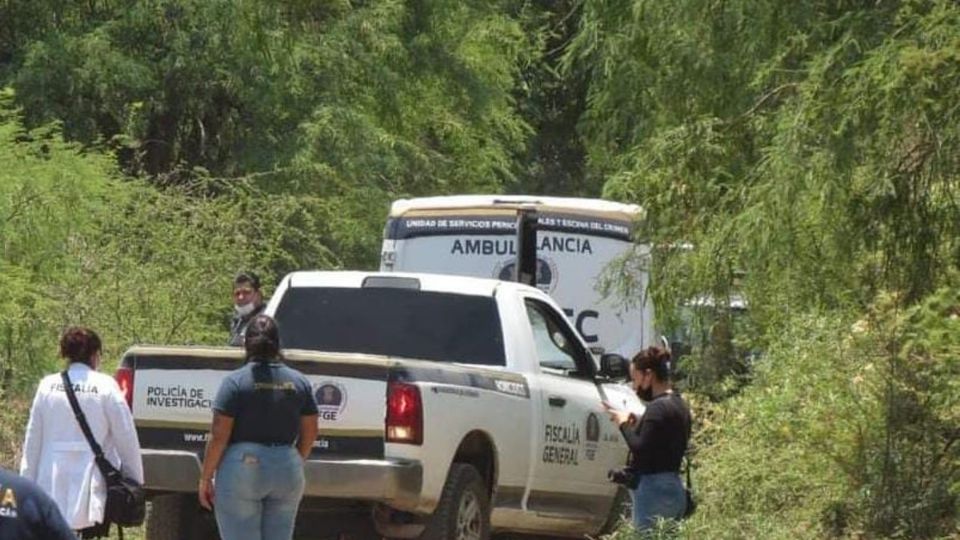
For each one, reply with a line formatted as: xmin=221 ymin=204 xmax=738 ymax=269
xmin=0 ymin=93 xmax=340 ymax=393
xmin=618 ymin=284 xmax=960 ymax=539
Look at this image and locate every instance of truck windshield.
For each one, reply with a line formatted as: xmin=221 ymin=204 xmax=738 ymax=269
xmin=274 ymin=287 xmax=506 ymax=366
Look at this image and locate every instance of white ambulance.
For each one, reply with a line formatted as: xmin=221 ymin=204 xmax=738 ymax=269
xmin=380 ymin=195 xmax=652 ymax=357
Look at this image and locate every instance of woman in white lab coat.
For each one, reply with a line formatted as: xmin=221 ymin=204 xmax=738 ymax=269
xmin=20 ymin=326 xmax=143 ymax=538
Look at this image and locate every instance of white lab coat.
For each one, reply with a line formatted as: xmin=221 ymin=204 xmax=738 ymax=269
xmin=20 ymin=362 xmax=144 ymax=530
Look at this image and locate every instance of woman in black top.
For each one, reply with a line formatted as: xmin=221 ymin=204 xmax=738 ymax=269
xmin=603 ymin=346 xmax=691 ymax=531
xmin=199 ymin=315 xmax=319 ymax=540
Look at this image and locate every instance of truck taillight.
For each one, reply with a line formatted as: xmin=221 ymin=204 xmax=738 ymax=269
xmin=115 ymin=367 xmax=134 ymax=409
xmin=386 ymin=382 xmax=422 ymax=445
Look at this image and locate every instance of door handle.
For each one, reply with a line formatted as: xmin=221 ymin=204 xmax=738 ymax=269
xmin=548 ymin=396 xmax=567 ymax=407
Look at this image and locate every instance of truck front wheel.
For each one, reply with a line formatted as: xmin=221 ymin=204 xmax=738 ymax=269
xmin=420 ymin=463 xmax=491 ymax=540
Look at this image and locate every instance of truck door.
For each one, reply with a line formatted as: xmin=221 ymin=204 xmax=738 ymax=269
xmin=522 ymin=298 xmax=620 ymax=520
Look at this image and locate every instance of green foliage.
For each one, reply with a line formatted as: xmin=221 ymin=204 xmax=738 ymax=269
xmin=0 ymin=88 xmax=119 ymax=387
xmin=674 ymin=312 xmax=855 ymax=539
xmin=613 ymin=285 xmax=960 ymax=540
xmin=673 ymin=306 xmax=756 ymax=401
xmin=847 ymin=286 xmax=960 ymax=537
xmin=605 ymin=518 xmax=684 ymax=540
xmin=0 ymin=95 xmax=337 ymax=392
xmin=288 ymin=0 xmax=536 ymax=265
xmin=3 ymin=1 xmax=960 ymax=537
xmin=12 ymin=0 xmax=324 ymax=177
xmin=570 ymin=0 xmax=960 ymax=322
xmin=5 ymin=0 xmax=556 ymax=266
xmin=511 ymin=0 xmax=595 ymax=196
xmin=571 ymin=10 xmax=960 ymax=532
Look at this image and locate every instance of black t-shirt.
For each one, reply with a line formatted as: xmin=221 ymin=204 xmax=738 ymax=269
xmin=213 ymin=359 xmax=319 ymax=445
xmin=620 ymin=392 xmax=692 ymax=474
xmin=0 ymin=468 xmax=75 ymax=540
xmin=228 ymin=304 xmax=266 ymax=346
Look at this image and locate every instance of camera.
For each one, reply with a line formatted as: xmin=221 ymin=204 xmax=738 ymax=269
xmin=607 ymin=468 xmax=639 ymax=490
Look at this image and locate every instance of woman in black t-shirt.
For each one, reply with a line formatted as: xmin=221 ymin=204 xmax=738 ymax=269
xmin=603 ymin=346 xmax=691 ymax=531
xmin=199 ymin=315 xmax=319 ymax=540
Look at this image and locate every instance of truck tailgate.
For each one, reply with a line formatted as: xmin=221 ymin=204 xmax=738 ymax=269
xmin=125 ymin=346 xmax=389 ymax=460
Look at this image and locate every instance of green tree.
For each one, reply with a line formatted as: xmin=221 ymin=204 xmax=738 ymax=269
xmin=0 ymin=93 xmax=338 ymax=390
xmin=7 ymin=0 xmax=552 ymax=267
xmin=565 ymin=1 xmax=960 ymax=536
xmin=567 ymin=0 xmax=960 ymax=330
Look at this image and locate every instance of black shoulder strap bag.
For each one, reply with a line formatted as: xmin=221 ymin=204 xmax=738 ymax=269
xmin=61 ymin=371 xmax=146 ymax=538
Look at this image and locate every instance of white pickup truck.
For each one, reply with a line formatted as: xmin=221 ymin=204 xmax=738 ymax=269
xmin=117 ymin=271 xmax=642 ymax=539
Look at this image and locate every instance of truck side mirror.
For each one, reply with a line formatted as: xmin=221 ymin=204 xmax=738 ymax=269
xmin=599 ymin=353 xmax=629 ymax=380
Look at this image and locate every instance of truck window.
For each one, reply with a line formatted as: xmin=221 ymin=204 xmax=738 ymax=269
xmin=524 ymin=299 xmax=595 ymax=378
xmin=274 ymin=287 xmax=506 ymax=366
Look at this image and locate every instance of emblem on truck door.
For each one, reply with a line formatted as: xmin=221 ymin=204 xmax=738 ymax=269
xmin=585 ymin=413 xmax=600 ymax=461
xmin=315 ymin=382 xmax=347 ymax=421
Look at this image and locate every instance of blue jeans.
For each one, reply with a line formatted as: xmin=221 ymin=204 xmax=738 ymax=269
xmin=630 ymin=471 xmax=686 ymax=532
xmin=215 ymin=443 xmax=305 ymax=540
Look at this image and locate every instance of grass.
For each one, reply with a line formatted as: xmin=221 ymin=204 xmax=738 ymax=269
xmin=106 ymin=525 xmax=145 ymax=539
xmin=0 ymin=391 xmax=29 ymax=470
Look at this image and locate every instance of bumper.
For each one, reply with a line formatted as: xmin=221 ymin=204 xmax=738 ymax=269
xmin=142 ymin=449 xmax=423 ymax=510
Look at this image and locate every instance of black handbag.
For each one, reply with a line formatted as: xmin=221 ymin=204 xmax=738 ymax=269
xmin=61 ymin=371 xmax=146 ymax=534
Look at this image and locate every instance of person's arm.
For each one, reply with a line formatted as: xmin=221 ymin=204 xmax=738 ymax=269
xmin=198 ymin=412 xmax=234 ymax=510
xmin=297 ymin=415 xmax=318 ymax=460
xmin=620 ymin=412 xmax=660 ymax=454
xmin=296 ymin=375 xmax=319 ymax=460
xmin=19 ymin=384 xmax=45 ymax=481
xmin=37 ymin=488 xmax=77 ymax=540
xmin=199 ymin=377 xmax=240 ymax=510
xmin=617 ymin=401 xmax=664 ymax=472
xmin=106 ymin=382 xmax=144 ymax=483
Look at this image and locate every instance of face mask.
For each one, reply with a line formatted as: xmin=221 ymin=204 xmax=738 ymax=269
xmin=637 ymin=385 xmax=654 ymax=402
xmin=234 ymin=302 xmax=256 ymax=317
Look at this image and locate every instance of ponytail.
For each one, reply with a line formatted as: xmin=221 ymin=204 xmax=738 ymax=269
xmin=244 ymin=315 xmax=281 ymax=361
xmin=631 ymin=346 xmax=672 ymax=381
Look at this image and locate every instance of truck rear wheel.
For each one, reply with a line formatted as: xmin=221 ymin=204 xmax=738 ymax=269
xmin=145 ymin=494 xmax=217 ymax=540
xmin=420 ymin=463 xmax=491 ymax=540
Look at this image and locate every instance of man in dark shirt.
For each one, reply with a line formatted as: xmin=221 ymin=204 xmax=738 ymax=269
xmin=0 ymin=467 xmax=76 ymax=540
xmin=228 ymin=271 xmax=266 ymax=346
xmin=604 ymin=346 xmax=692 ymax=531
